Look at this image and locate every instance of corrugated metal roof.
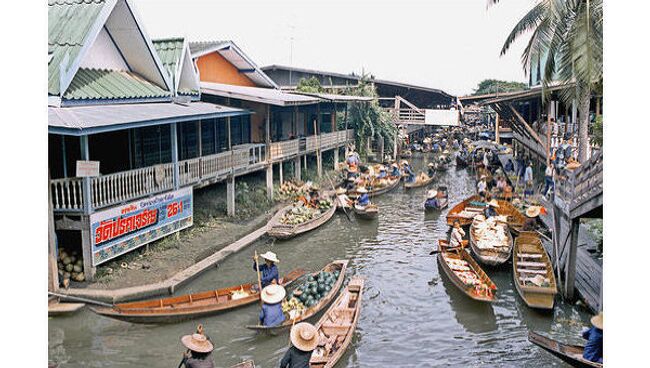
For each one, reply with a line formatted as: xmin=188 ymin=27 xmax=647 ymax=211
xmin=48 ymin=0 xmax=109 ymax=96
xmin=188 ymin=40 xmax=229 ymax=57
xmin=290 ymin=92 xmax=375 ymax=102
xmin=63 ymin=68 xmax=171 ymax=102
xmin=152 ymin=38 xmax=184 ymax=83
xmin=49 ymin=101 xmax=250 ymax=135
xmin=201 ymin=82 xmax=320 ymax=106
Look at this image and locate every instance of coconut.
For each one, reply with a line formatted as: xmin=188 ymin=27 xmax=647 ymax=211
xmin=73 ymin=265 xmax=82 ymax=273
xmin=63 ymin=256 xmax=72 ymax=265
xmin=63 ymin=272 xmax=71 ymax=279
xmin=58 ymin=251 xmax=68 ymax=261
xmin=65 ymin=264 xmax=74 ymax=272
xmin=70 ymin=255 xmax=77 ymax=264
xmin=75 ymin=259 xmax=83 ymax=267
xmin=73 ymin=273 xmax=85 ymax=282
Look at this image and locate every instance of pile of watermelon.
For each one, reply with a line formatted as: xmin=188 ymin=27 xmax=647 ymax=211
xmin=289 ymin=270 xmax=341 ymax=308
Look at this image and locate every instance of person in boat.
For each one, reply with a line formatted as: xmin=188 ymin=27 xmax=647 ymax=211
xmin=449 ymin=220 xmax=466 ymax=250
xmin=346 ymin=150 xmax=360 ymax=166
xmin=308 ymin=186 xmax=321 ymax=208
xmin=425 ymin=189 xmax=438 ymax=208
xmin=335 ymin=187 xmax=352 ymax=209
xmin=477 ymin=175 xmax=488 ymax=197
xmin=432 ymin=141 xmax=440 ymax=153
xmin=452 ymin=139 xmax=460 ymax=150
xmin=523 ymin=206 xmax=540 ymax=231
xmin=259 ymin=284 xmax=286 ymax=327
xmin=280 ymin=322 xmax=319 ymax=368
xmin=402 ymin=161 xmax=415 ymax=183
xmin=427 ymin=162 xmax=436 ymax=177
xmin=345 ymin=176 xmax=356 ymax=191
xmin=179 ymin=329 xmax=215 ymax=368
xmin=377 ymin=166 xmax=388 ymax=179
xmin=356 ymin=187 xmax=370 ymax=208
xmin=390 ymin=163 xmax=401 ymax=178
xmin=496 ymin=176 xmax=508 ymax=194
xmin=582 ymin=312 xmax=603 ymax=364
xmin=254 ymin=251 xmax=280 ymax=289
xmin=484 ymin=199 xmax=499 ymax=218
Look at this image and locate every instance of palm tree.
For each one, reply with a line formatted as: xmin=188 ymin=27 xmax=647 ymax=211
xmin=491 ymin=0 xmax=603 ymax=162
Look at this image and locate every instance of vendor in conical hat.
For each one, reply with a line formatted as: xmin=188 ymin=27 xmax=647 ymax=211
xmin=377 ymin=166 xmax=387 ymax=179
xmin=253 ymin=251 xmax=280 ymax=289
xmin=259 ymin=284 xmax=286 ymax=327
xmin=180 ymin=329 xmax=215 ymax=368
xmin=581 ymin=312 xmax=603 ymax=363
xmin=424 ymin=189 xmax=438 ymax=209
xmin=356 ymin=187 xmax=370 ymax=207
xmin=335 ymin=187 xmax=352 ymax=209
xmin=390 ymin=163 xmax=401 ymax=177
xmin=280 ymin=322 xmax=319 ymax=367
xmin=523 ymin=206 xmax=541 ymax=231
xmin=484 ymin=199 xmax=499 ymax=218
xmin=427 ymin=162 xmax=436 ymax=177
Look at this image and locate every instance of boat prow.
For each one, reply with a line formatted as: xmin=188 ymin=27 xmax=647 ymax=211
xmin=528 ymin=331 xmax=602 ymax=367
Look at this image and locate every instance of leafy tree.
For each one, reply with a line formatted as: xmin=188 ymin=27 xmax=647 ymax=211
xmin=473 ymin=79 xmax=527 ymax=95
xmin=342 ymin=76 xmax=397 ymax=159
xmin=492 ymin=0 xmax=603 ymax=162
xmin=296 ymin=77 xmax=324 ymax=93
xmin=591 ymin=115 xmax=602 ymax=147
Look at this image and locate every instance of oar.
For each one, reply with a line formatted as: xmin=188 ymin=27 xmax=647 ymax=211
xmin=254 ymin=251 xmax=264 ymax=307
xmin=48 ymin=291 xmax=113 ymax=308
xmin=324 ymin=171 xmax=352 ymax=222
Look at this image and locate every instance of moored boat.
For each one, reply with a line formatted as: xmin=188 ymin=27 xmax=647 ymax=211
xmin=513 ymin=232 xmax=557 ymax=309
xmin=436 ymin=240 xmax=497 ymax=302
xmin=246 ymin=260 xmax=348 ymax=332
xmin=469 ymin=214 xmax=514 ymax=266
xmin=424 ymin=186 xmax=448 ymax=211
xmin=353 ymin=203 xmax=379 ymax=220
xmin=495 ymin=199 xmax=527 ymax=231
xmin=90 ymin=269 xmax=306 ymax=324
xmin=348 ymin=177 xmax=400 ymax=199
xmin=528 ymin=331 xmax=603 ymax=367
xmin=309 ymin=277 xmax=365 ymax=368
xmin=267 ymin=200 xmax=337 ymax=240
xmin=446 ymin=195 xmax=483 ymax=226
xmin=404 ymin=173 xmax=434 ymax=189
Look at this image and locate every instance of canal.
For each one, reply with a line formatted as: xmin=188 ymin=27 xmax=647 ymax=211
xmin=49 ymin=156 xmax=591 ymax=367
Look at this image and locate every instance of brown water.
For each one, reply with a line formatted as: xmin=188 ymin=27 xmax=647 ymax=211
xmin=49 ymin=156 xmax=591 ymax=367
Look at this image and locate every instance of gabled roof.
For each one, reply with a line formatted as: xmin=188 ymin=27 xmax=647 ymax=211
xmin=201 ymin=82 xmax=320 ymax=107
xmin=153 ymin=37 xmax=200 ymax=97
xmin=48 ymin=0 xmax=172 ymax=101
xmin=63 ymin=68 xmax=171 ymax=104
xmin=189 ymin=40 xmax=278 ymax=89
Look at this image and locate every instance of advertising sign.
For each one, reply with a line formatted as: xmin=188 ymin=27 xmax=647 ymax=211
xmin=89 ymin=187 xmax=193 ymax=266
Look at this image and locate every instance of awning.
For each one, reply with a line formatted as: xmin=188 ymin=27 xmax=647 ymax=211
xmin=49 ymin=101 xmax=249 ymax=136
xmin=479 ymin=83 xmax=573 ymax=106
xmin=200 ymin=82 xmax=320 ymax=106
xmin=290 ymin=91 xmax=374 ymax=102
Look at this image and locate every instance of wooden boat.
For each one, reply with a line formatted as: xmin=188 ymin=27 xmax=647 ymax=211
xmin=309 ymin=277 xmax=364 ymax=368
xmin=267 ymin=201 xmax=337 ymax=240
xmin=90 ymin=269 xmax=306 ymax=324
xmin=424 ymin=186 xmax=448 ymax=211
xmin=469 ymin=215 xmax=514 ymax=266
xmin=404 ymin=173 xmax=434 ymax=189
xmin=495 ymin=199 xmax=526 ymax=231
xmin=436 ymin=240 xmax=497 ymax=302
xmin=246 ymin=260 xmax=348 ymax=332
xmin=353 ymin=203 xmax=379 ymax=219
xmin=48 ymin=300 xmax=85 ymax=317
xmin=528 ymin=331 xmax=602 ymax=367
xmin=348 ymin=177 xmax=400 ymax=199
xmin=446 ymin=195 xmax=483 ymax=226
xmin=513 ymin=232 xmax=557 ymax=309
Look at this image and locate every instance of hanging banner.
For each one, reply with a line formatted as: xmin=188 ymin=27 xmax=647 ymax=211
xmin=424 ymin=109 xmax=460 ymax=126
xmin=89 ymin=187 xmax=193 ymax=266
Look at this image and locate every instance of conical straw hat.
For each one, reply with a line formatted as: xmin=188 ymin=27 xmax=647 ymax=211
xmin=181 ymin=333 xmax=214 ymax=353
xmin=261 ymin=284 xmax=286 ymax=304
xmin=260 ymin=251 xmax=279 ymax=263
xmin=591 ymin=312 xmax=603 ymax=329
xmin=290 ymin=322 xmax=319 ymax=352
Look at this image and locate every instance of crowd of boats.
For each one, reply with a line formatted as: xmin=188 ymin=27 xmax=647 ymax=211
xmin=50 ymin=126 xmax=602 ymax=367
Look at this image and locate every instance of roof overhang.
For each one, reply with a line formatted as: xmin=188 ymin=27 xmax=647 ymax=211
xmin=289 ymin=91 xmax=374 ymax=102
xmin=479 ymin=83 xmax=574 ymax=106
xmin=49 ymin=101 xmax=250 ymax=136
xmin=200 ymin=82 xmax=320 ymax=107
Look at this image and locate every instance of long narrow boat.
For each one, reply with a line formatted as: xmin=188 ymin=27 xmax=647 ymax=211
xmin=496 ymin=199 xmax=527 ymax=231
xmin=469 ymin=216 xmax=514 ymax=266
xmin=347 ymin=177 xmax=400 ymax=199
xmin=267 ymin=201 xmax=337 ymax=240
xmin=446 ymin=195 xmax=483 ymax=226
xmin=436 ymin=240 xmax=497 ymax=302
xmin=528 ymin=331 xmax=602 ymax=367
xmin=90 ymin=269 xmax=306 ymax=324
xmin=353 ymin=203 xmax=379 ymax=220
xmin=424 ymin=186 xmax=449 ymax=211
xmin=404 ymin=174 xmax=434 ymax=189
xmin=513 ymin=232 xmax=557 ymax=309
xmin=246 ymin=260 xmax=348 ymax=332
xmin=309 ymin=277 xmax=364 ymax=368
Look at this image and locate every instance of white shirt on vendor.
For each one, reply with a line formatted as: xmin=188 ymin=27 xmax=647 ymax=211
xmin=450 ymin=227 xmax=466 ymax=247
xmin=477 ymin=180 xmax=487 ymax=193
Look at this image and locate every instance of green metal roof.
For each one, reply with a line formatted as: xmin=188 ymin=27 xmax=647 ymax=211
xmin=63 ymin=68 xmax=171 ymax=102
xmin=48 ymin=0 xmax=109 ymax=96
xmin=152 ymin=38 xmax=184 ymax=83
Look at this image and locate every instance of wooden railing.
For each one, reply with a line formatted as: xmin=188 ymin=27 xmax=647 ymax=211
xmin=553 ymin=150 xmax=603 ymax=218
xmin=50 ymin=177 xmax=84 ymax=211
xmin=385 ymin=108 xmax=425 ymax=124
xmin=50 ymin=133 xmax=351 ymax=212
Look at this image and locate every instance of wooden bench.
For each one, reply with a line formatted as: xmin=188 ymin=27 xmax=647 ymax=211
xmin=517 ymin=261 xmax=546 ymax=267
xmin=517 ymin=268 xmax=547 ymax=275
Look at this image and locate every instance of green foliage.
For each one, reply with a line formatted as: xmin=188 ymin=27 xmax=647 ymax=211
xmin=296 ymin=77 xmax=324 ymax=93
xmin=473 ymin=79 xmax=527 ymax=95
xmin=591 ymin=115 xmax=602 ymax=147
xmin=342 ymin=75 xmax=397 ymax=159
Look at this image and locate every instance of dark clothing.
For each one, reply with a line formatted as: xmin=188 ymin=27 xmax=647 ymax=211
xmin=505 ymin=160 xmax=514 ymax=173
xmin=390 ymin=167 xmax=400 ymax=177
xmin=259 ymin=302 xmax=285 ymax=326
xmin=280 ymin=346 xmax=313 ymax=368
xmin=182 ymin=353 xmax=215 ymax=368
xmin=253 ymin=262 xmax=279 ymax=288
xmin=582 ymin=327 xmax=603 ymax=363
xmin=522 ymin=217 xmax=537 ymax=231
xmin=484 ymin=207 xmax=498 ymax=218
xmin=425 ymin=198 xmax=438 ymax=208
xmin=427 ymin=168 xmax=436 ymax=177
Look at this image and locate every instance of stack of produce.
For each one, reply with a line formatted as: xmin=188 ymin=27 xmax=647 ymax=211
xmin=278 ymin=180 xmax=307 ymax=200
xmin=316 ymin=199 xmax=333 ymax=210
xmin=289 ymin=270 xmax=340 ymax=308
xmin=280 ymin=205 xmax=318 ymax=225
xmin=444 ymin=256 xmax=483 ymax=287
xmin=281 ymin=297 xmax=306 ymax=319
xmin=472 ymin=215 xmax=509 ymax=250
xmin=57 ymin=249 xmax=85 ymax=283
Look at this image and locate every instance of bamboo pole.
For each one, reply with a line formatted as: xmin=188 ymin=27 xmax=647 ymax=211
xmin=254 ymin=251 xmax=264 ymax=307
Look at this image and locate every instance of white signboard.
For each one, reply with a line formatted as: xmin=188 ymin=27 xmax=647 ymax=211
xmin=424 ymin=109 xmax=460 ymax=126
xmin=76 ymin=160 xmax=100 ymax=177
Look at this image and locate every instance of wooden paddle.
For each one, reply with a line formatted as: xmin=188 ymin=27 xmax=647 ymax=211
xmin=48 ymin=291 xmax=113 ymax=308
xmin=254 ymin=251 xmax=264 ymax=307
xmin=324 ymin=171 xmax=352 ymax=222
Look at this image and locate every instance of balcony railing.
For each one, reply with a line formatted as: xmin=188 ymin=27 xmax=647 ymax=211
xmin=51 ymin=131 xmax=352 ymax=213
